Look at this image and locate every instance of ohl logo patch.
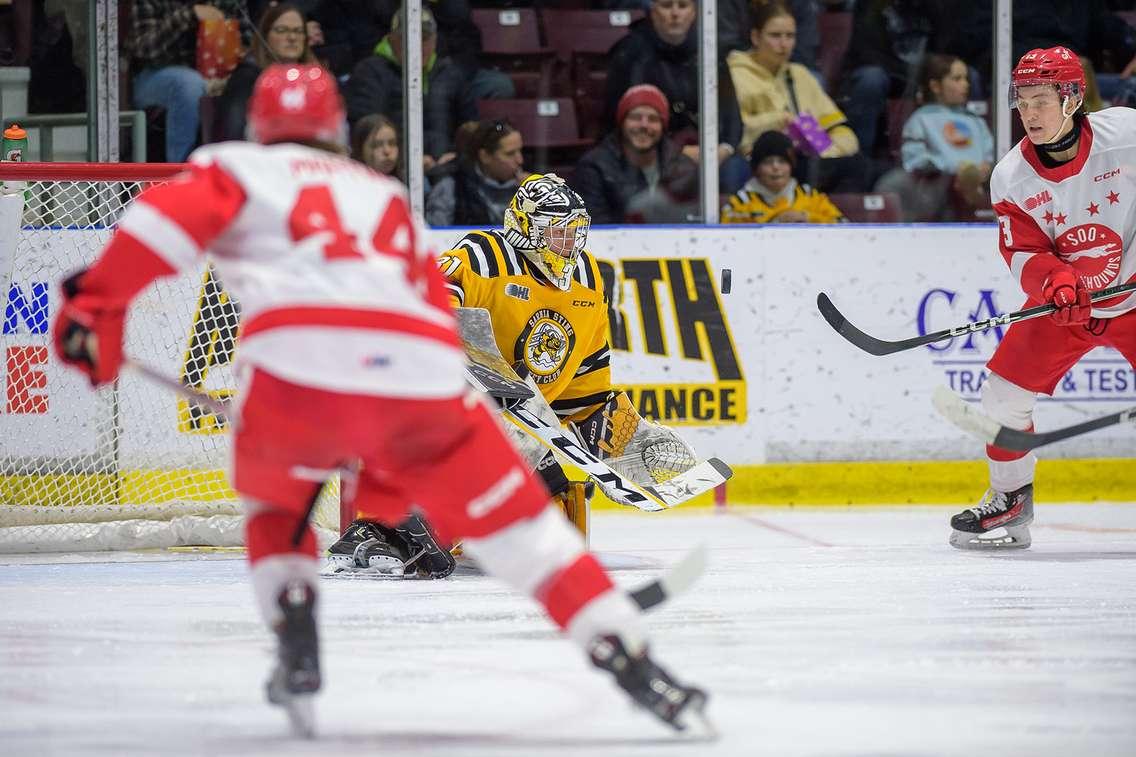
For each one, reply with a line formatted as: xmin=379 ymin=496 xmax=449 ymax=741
xmin=516 ymin=308 xmax=575 ymax=384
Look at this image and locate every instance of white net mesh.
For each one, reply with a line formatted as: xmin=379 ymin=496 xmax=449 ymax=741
xmin=0 ymin=167 xmax=340 ymax=552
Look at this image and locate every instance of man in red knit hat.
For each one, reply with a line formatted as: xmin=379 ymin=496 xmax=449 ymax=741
xmin=573 ymin=84 xmax=699 ymax=224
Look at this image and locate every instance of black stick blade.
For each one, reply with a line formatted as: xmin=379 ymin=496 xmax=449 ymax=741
xmin=816 ymin=292 xmax=908 ymax=356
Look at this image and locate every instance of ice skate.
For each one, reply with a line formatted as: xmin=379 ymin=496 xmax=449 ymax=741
xmin=265 ymin=581 xmax=320 ymax=738
xmin=950 ymin=483 xmax=1033 ymax=550
xmin=393 ymin=514 xmax=457 ymax=578
xmin=325 ymin=519 xmax=407 ymax=576
xmin=588 ymin=634 xmax=714 ymax=736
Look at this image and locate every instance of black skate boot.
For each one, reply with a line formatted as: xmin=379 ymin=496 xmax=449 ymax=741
xmin=265 ymin=581 xmax=320 ymax=737
xmin=950 ymin=483 xmax=1034 ymax=550
xmin=393 ymin=514 xmax=456 ymax=579
xmin=588 ymin=635 xmax=712 ymax=735
xmin=326 ymin=519 xmax=408 ymax=576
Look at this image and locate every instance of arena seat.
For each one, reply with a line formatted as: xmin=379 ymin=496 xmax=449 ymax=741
xmin=829 ymin=192 xmax=902 ymax=223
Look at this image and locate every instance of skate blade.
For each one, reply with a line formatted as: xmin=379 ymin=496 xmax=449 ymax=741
xmin=671 ymin=692 xmax=718 ymax=741
xmin=950 ymin=527 xmax=1031 ymax=551
xmin=280 ymin=692 xmax=316 ymax=739
xmin=321 ymin=554 xmax=405 ymax=578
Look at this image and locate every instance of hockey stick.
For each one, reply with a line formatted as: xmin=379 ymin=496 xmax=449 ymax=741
xmin=125 ymin=358 xmax=336 ymax=545
xmin=816 ymin=281 xmax=1136 ymax=356
xmin=629 ymin=543 xmax=707 ymax=611
xmin=932 ymin=385 xmax=1136 ymax=451
xmin=503 ymin=402 xmax=733 ymax=512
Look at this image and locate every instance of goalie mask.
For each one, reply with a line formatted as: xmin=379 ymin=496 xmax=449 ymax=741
xmin=503 ymin=173 xmax=590 ymax=291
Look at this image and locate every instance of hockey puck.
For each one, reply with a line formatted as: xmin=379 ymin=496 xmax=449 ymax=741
xmin=720 ymin=268 xmax=732 ymax=294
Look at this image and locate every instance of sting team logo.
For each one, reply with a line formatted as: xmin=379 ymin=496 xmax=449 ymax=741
xmin=1057 ymin=223 xmax=1123 ymax=290
xmin=515 ymin=309 xmax=575 ymax=384
xmin=1023 ymin=189 xmax=1053 ymax=211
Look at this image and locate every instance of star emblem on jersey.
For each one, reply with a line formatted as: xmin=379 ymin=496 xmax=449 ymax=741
xmin=1107 ymin=191 xmax=1120 ymax=205
xmin=1055 ymin=213 xmax=1067 ymax=226
xmin=1043 ymin=210 xmax=1054 ymax=224
xmin=1086 ymin=202 xmax=1100 ymax=216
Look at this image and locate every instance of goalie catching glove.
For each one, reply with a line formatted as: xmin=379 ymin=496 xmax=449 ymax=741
xmin=570 ymin=392 xmax=698 ymax=486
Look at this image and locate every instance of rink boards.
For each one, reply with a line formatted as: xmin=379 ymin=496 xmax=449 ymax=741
xmin=2 ymin=224 xmax=1133 ymax=506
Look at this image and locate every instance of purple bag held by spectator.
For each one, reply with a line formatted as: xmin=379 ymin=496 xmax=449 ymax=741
xmin=786 ymin=113 xmax=832 ymax=156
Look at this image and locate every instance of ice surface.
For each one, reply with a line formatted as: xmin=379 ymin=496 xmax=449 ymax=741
xmin=2 ymin=504 xmax=1135 ymax=757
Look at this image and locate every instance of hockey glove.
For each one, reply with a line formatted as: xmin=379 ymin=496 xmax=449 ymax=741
xmin=1042 ymin=267 xmax=1092 ymax=327
xmin=52 ymin=269 xmax=128 ymax=387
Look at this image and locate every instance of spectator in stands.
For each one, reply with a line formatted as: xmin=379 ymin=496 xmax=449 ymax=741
xmin=873 ymin=54 xmax=993 ymax=222
xmin=371 ymin=0 xmax=515 ymax=103
xmin=720 ymin=0 xmax=820 ymax=77
xmin=947 ymin=0 xmax=1136 ymax=96
xmin=215 ymin=3 xmax=317 ymax=142
xmin=129 ymin=1 xmax=251 ymax=162
xmin=574 ymin=84 xmax=699 ymax=225
xmin=351 ymin=113 xmax=402 ymax=181
xmin=728 ymin=1 xmax=870 ymax=192
xmin=838 ymin=0 xmax=953 ymax=158
xmin=425 ymin=119 xmax=525 ymax=227
xmin=720 ymin=130 xmax=845 ymax=223
xmin=605 ymin=0 xmax=750 ymax=192
xmin=343 ymin=7 xmax=476 ymax=172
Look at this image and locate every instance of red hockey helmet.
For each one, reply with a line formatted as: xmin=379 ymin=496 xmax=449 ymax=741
xmin=1009 ymin=46 xmax=1086 ymax=108
xmin=247 ymin=64 xmax=346 ymax=145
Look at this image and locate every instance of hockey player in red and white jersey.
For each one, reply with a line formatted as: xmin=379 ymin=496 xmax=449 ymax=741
xmin=51 ymin=64 xmax=708 ymax=734
xmin=949 ymin=47 xmax=1136 ymax=550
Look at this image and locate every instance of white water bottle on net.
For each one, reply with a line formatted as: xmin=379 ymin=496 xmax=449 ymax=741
xmin=0 ymin=163 xmax=341 ymax=553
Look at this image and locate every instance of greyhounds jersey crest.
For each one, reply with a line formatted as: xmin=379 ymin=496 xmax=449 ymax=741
xmin=439 ymin=229 xmax=612 ymax=421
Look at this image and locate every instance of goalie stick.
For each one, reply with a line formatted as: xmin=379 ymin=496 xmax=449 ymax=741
xmin=932 ymin=385 xmax=1136 ymax=451
xmin=816 ymin=281 xmax=1136 ymax=356
xmin=129 ymin=357 xmax=731 ymax=512
xmin=454 ymin=306 xmax=732 ymax=511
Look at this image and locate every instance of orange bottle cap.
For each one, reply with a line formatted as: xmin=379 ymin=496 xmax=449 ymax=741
xmin=4 ymin=124 xmax=27 ymax=139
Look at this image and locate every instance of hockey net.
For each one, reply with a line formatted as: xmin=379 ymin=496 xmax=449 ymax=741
xmin=0 ymin=163 xmax=340 ymax=553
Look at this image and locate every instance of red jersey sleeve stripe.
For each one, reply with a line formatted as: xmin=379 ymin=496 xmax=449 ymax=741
xmin=241 ymin=306 xmax=462 ymax=349
xmin=76 ymin=229 xmax=179 ymax=303
xmin=991 ymin=199 xmax=1064 ymax=302
xmin=122 ymin=161 xmax=247 ymax=258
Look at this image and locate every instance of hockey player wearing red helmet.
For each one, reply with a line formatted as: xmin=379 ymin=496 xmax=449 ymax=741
xmin=52 ymin=63 xmax=710 ymax=736
xmin=949 ymin=47 xmax=1136 ymax=550
xmin=246 ymin=63 xmax=347 ymax=147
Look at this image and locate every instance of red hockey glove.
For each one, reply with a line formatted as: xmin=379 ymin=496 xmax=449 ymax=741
xmin=52 ymin=269 xmax=128 ymax=387
xmin=1042 ymin=267 xmax=1092 ymax=327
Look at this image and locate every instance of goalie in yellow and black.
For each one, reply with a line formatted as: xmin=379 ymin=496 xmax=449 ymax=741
xmin=327 ymin=173 xmax=702 ymax=578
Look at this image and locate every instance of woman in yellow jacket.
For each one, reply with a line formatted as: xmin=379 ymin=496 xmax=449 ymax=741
xmin=720 ymin=130 xmax=846 ymax=224
xmin=727 ymin=1 xmax=871 ymax=192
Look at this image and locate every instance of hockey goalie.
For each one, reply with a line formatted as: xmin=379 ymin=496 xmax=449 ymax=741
xmin=328 ymin=173 xmax=703 ymax=578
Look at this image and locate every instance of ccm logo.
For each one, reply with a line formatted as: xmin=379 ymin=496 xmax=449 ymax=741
xmin=572 ymin=300 xmax=595 ymax=307
xmin=1094 ymin=168 xmax=1121 ymax=182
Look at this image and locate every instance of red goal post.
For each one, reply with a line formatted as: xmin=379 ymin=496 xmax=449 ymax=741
xmin=0 ymin=162 xmax=340 ymax=553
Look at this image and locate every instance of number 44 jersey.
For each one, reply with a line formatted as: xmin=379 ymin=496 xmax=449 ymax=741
xmin=110 ymin=141 xmax=466 ymax=398
xmin=990 ymin=106 xmax=1136 ymax=318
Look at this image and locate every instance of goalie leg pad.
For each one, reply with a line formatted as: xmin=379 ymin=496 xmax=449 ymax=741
xmin=557 ymin=481 xmax=591 ymax=542
xmin=571 ymin=392 xmax=698 ymax=485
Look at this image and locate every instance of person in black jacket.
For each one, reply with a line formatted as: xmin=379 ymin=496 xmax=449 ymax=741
xmin=215 ymin=3 xmax=318 ymax=143
xmin=574 ymin=84 xmax=699 ymax=224
xmin=604 ymin=0 xmax=749 ymax=192
xmin=343 ymin=7 xmax=476 ymax=169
